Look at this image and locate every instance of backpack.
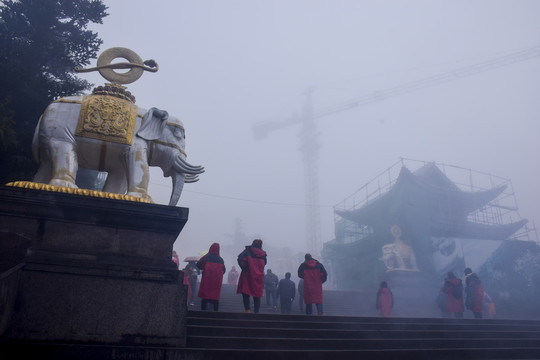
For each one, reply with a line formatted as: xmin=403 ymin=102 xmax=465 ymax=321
xmin=453 ymin=283 xmax=463 ymax=298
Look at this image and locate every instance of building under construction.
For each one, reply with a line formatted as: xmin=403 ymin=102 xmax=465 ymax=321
xmin=323 ymin=159 xmax=539 ymax=317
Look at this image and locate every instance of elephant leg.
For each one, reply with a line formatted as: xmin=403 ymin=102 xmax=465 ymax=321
xmin=102 ymin=169 xmax=127 ymax=194
xmin=48 ymin=139 xmax=78 ymax=188
xmin=123 ymin=144 xmax=153 ymax=202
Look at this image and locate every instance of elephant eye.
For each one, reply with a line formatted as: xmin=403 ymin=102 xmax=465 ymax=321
xmin=174 ymin=129 xmax=184 ymax=138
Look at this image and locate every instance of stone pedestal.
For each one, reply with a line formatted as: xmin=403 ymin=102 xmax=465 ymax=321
xmin=0 ymin=185 xmax=189 ymax=358
xmin=384 ymin=270 xmax=441 ymax=317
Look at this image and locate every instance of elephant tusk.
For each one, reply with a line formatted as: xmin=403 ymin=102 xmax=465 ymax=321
xmin=179 ymin=162 xmax=204 ymax=172
xmin=175 ymin=157 xmax=205 ymax=174
xmin=174 ymin=159 xmax=205 ymax=175
xmin=185 ymin=174 xmax=200 ymax=183
xmin=177 ymin=156 xmax=204 ymax=170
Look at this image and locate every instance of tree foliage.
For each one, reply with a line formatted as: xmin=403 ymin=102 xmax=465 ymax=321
xmin=0 ymin=0 xmax=108 ymax=183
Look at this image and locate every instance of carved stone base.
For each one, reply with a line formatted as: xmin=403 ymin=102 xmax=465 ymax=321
xmin=0 ymin=185 xmax=189 ymax=358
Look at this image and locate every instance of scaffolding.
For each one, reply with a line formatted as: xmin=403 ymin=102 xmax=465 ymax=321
xmin=333 ymin=158 xmax=538 ymax=245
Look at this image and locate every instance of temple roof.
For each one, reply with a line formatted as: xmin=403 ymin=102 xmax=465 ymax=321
xmin=335 ymin=163 xmax=526 ymax=241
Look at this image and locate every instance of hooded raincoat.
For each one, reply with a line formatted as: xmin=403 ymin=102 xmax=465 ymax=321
xmin=444 ymin=277 xmax=464 ymax=313
xmin=236 ymin=245 xmax=267 ymax=297
xmin=227 ymin=266 xmax=239 ymax=284
xmin=297 ymin=259 xmax=327 ymax=304
xmin=376 ymin=287 xmax=393 ymax=317
xmin=196 ymin=243 xmax=226 ymax=300
xmin=465 ymin=272 xmax=484 ymax=313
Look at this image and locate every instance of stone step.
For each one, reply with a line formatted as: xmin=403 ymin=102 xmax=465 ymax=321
xmin=185 ymin=282 xmax=540 ymax=360
xmin=187 ymin=335 xmax=540 ymax=350
xmin=187 ymin=324 xmax=540 ymax=339
xmin=185 ymin=310 xmax=540 ymax=359
xmin=187 ymin=310 xmax=540 ymax=331
xmin=188 ymin=317 xmax=540 ymax=334
xmin=180 ymin=348 xmax=540 ymax=360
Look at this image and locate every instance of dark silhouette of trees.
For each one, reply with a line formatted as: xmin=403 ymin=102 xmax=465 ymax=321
xmin=0 ymin=0 xmax=108 ymax=183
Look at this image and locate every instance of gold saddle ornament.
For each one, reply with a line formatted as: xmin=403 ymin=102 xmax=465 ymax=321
xmin=75 ymin=94 xmax=138 ymax=145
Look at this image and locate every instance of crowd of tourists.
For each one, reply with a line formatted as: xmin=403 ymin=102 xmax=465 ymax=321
xmin=172 ymin=241 xmax=494 ymax=319
xmin=172 ymin=239 xmax=327 ymax=315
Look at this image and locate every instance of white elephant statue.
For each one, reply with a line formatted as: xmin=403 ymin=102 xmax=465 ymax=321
xmin=31 ymin=95 xmax=204 ymax=206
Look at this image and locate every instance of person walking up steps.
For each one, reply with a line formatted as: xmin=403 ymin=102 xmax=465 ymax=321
xmin=298 ymin=253 xmax=327 ymax=316
xmin=464 ymin=267 xmax=484 ymax=319
xmin=376 ymin=281 xmax=393 ymax=317
xmin=227 ymin=266 xmax=239 ymax=285
xmin=297 ymin=278 xmax=304 ymax=313
xmin=236 ymin=239 xmax=267 ymax=313
xmin=442 ymin=271 xmax=464 ymax=318
xmin=264 ymin=269 xmax=279 ymax=310
xmin=196 ymin=242 xmax=226 ymax=311
xmin=276 ymin=272 xmax=296 ymax=314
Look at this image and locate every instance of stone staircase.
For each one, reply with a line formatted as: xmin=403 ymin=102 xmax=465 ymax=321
xmin=188 ymin=284 xmax=380 ymax=316
xmin=181 ymin=284 xmax=540 ymax=360
xmin=188 ymin=283 xmax=439 ymax=317
xmin=184 ymin=310 xmax=540 ymax=360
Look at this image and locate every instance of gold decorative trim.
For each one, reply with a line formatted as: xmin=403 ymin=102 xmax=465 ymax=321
xmin=5 ymin=181 xmax=152 ymax=203
xmin=152 ymin=140 xmax=187 ymax=157
xmin=76 ymin=95 xmax=138 ymax=145
xmin=167 ymin=122 xmax=185 ymax=131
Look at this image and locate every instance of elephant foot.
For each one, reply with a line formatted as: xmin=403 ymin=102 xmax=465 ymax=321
xmin=49 ymin=179 xmax=79 ymax=189
xmin=127 ymin=192 xmax=154 ymax=203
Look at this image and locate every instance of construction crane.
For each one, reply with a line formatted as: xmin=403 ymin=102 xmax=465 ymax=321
xmin=253 ymin=45 xmax=540 ymax=257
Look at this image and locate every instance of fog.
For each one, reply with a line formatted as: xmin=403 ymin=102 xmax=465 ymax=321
xmin=79 ymin=1 xmax=540 ymax=273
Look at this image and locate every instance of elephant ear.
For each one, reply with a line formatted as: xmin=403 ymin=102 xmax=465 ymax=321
xmin=137 ymin=107 xmax=169 ymax=140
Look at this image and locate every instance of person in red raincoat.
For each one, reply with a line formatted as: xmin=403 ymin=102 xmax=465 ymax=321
xmin=196 ymin=243 xmax=226 ymax=311
xmin=443 ymin=271 xmax=464 ymax=318
xmin=227 ymin=266 xmax=239 ymax=285
xmin=464 ymin=267 xmax=484 ymax=319
xmin=297 ymin=253 xmax=327 ymax=315
xmin=236 ymin=239 xmax=267 ymax=313
xmin=375 ymin=281 xmax=393 ymax=317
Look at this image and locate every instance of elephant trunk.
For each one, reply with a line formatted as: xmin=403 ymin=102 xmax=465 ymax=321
xmin=168 ymin=156 xmax=204 ymax=206
xmin=169 ymin=172 xmax=185 ymax=206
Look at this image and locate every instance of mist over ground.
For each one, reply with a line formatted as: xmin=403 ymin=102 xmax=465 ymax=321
xmin=80 ymin=1 xmax=540 ymax=273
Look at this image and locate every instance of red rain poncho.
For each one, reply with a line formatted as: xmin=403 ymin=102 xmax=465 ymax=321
xmin=196 ymin=243 xmax=225 ymax=300
xmin=298 ymin=259 xmax=327 ymax=304
xmin=465 ymin=273 xmax=484 ymax=313
xmin=236 ymin=246 xmax=267 ymax=297
xmin=444 ymin=277 xmax=465 ymax=313
xmin=227 ymin=266 xmax=239 ymax=284
xmin=376 ymin=287 xmax=393 ymax=317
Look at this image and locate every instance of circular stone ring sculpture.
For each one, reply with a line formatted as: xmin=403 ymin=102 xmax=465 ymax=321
xmin=75 ymin=47 xmax=158 ymax=84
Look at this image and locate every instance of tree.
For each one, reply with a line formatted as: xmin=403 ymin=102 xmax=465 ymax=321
xmin=0 ymin=0 xmax=108 ymax=183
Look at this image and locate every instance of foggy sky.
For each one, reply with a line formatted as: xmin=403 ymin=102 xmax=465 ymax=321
xmin=80 ymin=0 xmax=540 ymax=269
